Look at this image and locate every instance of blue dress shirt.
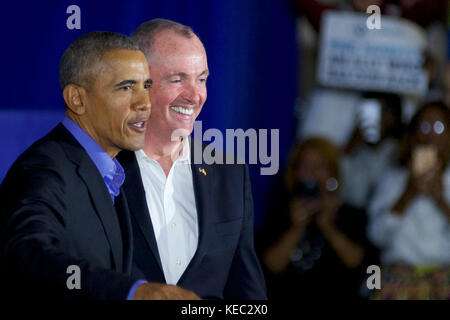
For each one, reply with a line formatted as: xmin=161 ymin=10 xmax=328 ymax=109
xmin=62 ymin=117 xmax=124 ymax=204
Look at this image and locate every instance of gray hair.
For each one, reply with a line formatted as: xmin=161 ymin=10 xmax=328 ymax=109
xmin=59 ymin=31 xmax=139 ymax=89
xmin=131 ymin=18 xmax=195 ymax=59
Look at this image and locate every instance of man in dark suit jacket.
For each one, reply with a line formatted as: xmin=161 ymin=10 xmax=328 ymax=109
xmin=0 ymin=31 xmax=197 ymax=300
xmin=119 ymin=19 xmax=267 ymax=299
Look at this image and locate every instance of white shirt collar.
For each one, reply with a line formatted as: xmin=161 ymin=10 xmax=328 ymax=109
xmin=177 ymin=136 xmax=191 ymax=163
xmin=134 ymin=135 xmax=198 ymax=285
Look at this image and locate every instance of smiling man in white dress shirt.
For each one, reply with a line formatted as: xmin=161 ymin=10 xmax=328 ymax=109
xmin=118 ymin=18 xmax=267 ymax=300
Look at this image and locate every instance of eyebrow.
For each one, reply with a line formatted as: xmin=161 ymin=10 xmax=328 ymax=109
xmin=114 ymin=80 xmax=136 ymax=87
xmin=166 ymin=70 xmax=210 ymax=78
xmin=114 ymin=78 xmax=153 ymax=87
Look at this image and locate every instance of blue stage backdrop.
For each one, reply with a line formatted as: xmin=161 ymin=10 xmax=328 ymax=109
xmin=0 ymin=0 xmax=298 ymax=229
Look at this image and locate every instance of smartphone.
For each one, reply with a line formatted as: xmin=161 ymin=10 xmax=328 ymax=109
xmin=292 ymin=180 xmax=320 ymax=199
xmin=357 ymin=99 xmax=381 ymax=144
xmin=411 ymin=145 xmax=438 ymax=176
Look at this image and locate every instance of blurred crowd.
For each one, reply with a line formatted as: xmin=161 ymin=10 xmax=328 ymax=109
xmin=255 ymin=0 xmax=450 ymax=300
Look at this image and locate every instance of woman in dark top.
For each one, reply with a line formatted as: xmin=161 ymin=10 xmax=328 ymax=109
xmin=256 ymin=137 xmax=379 ymax=300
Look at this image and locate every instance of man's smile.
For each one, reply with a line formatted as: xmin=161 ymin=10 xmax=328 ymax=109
xmin=170 ymin=105 xmax=194 ymax=116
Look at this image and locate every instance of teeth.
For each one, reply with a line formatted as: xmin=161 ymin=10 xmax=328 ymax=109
xmin=132 ymin=122 xmax=144 ymax=128
xmin=170 ymin=106 xmax=193 ymax=115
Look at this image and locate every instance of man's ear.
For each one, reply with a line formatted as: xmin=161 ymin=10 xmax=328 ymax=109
xmin=63 ymin=84 xmax=87 ymax=115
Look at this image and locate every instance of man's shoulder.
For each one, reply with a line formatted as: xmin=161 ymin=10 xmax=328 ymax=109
xmin=0 ymin=125 xmax=80 ymax=203
xmin=3 ymin=124 xmax=81 ymax=182
xmin=14 ymin=125 xmax=71 ymax=164
xmin=190 ymin=137 xmax=247 ymax=172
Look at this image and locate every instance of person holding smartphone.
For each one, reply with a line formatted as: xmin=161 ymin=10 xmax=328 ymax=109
xmin=340 ymin=92 xmax=404 ymax=211
xmin=367 ymin=101 xmax=450 ymax=299
xmin=256 ymin=137 xmax=378 ymax=300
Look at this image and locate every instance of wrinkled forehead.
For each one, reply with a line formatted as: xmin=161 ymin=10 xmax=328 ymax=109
xmin=81 ymin=49 xmax=148 ymax=88
xmin=89 ymin=49 xmax=150 ymax=86
xmin=100 ymin=49 xmax=148 ymax=69
xmin=148 ymin=30 xmax=207 ymax=66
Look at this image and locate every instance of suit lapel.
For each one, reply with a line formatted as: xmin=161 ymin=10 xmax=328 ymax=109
xmin=76 ymin=158 xmax=123 ymax=271
xmin=114 ymin=190 xmax=133 ymax=274
xmin=119 ymin=151 xmax=165 ymax=277
xmin=57 ymin=124 xmax=123 ymax=271
xmin=118 ymin=139 xmax=217 ymax=285
xmin=178 ymin=138 xmax=214 ymax=284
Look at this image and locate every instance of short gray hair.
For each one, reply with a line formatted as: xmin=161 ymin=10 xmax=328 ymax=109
xmin=59 ymin=31 xmax=139 ymax=89
xmin=131 ymin=18 xmax=195 ymax=59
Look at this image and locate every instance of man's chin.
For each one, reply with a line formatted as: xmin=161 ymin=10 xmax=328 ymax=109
xmin=121 ymin=140 xmax=146 ymax=152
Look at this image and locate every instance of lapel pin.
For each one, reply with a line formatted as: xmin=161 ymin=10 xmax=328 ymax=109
xmin=199 ymin=168 xmax=207 ymax=176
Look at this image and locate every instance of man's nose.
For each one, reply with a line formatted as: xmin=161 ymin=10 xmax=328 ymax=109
xmin=134 ymin=88 xmax=151 ymax=112
xmin=182 ymin=82 xmax=202 ymax=105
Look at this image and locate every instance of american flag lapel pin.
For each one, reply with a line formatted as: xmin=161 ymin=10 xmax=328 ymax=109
xmin=199 ymin=168 xmax=207 ymax=176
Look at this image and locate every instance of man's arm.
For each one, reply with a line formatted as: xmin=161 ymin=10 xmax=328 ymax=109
xmin=0 ymin=153 xmax=139 ymax=300
xmin=222 ymin=164 xmax=267 ymax=300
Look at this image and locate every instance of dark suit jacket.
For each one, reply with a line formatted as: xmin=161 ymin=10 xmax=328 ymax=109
xmin=0 ymin=124 xmax=140 ymax=300
xmin=118 ymin=138 xmax=267 ymax=299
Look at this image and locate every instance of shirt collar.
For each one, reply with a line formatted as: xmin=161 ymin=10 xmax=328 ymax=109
xmin=62 ymin=116 xmax=125 ymax=198
xmin=177 ymin=136 xmax=191 ymax=163
xmin=136 ymin=136 xmax=191 ymax=164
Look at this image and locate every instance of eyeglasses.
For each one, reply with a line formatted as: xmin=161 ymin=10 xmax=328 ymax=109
xmin=419 ymin=121 xmax=446 ymax=135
